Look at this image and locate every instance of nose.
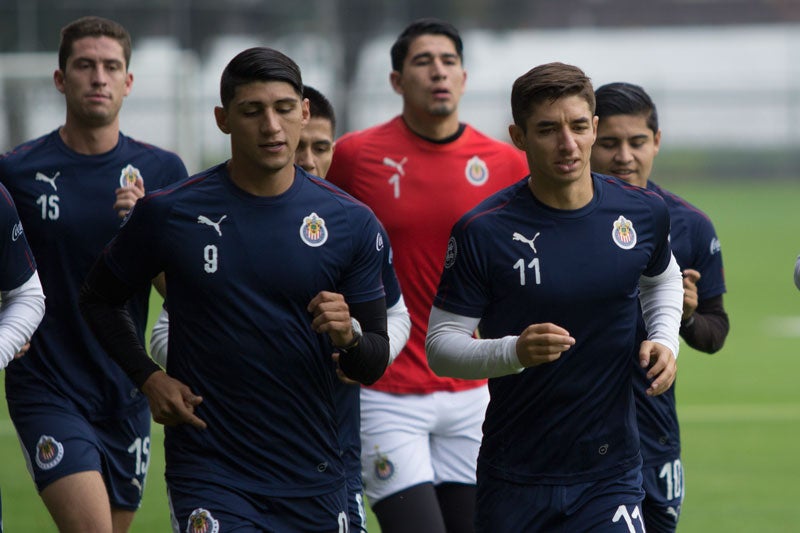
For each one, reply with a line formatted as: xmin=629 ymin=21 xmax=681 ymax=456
xmin=431 ymin=58 xmax=448 ymax=80
xmin=91 ymin=65 xmax=108 ymax=86
xmin=558 ymin=127 xmax=578 ymax=152
xmin=613 ymin=143 xmax=634 ymax=163
xmin=295 ymin=146 xmax=314 ymax=172
xmin=260 ymin=109 xmax=282 ymax=135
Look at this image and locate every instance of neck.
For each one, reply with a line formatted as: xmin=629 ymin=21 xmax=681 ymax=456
xmin=401 ymin=109 xmax=461 ymax=141
xmin=59 ymin=119 xmax=120 ymax=155
xmin=527 ymin=173 xmax=594 ymax=211
xmin=226 ymin=159 xmax=295 ymax=197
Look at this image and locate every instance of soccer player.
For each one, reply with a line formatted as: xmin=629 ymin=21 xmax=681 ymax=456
xmin=0 ymin=16 xmax=188 ymax=533
xmin=148 ymin=84 xmax=410 ymax=533
xmin=0 ymin=183 xmax=46 ymax=533
xmin=591 ymin=81 xmax=729 ymax=532
xmin=326 ymin=18 xmax=528 ymax=532
xmin=425 ymin=62 xmax=684 ymax=532
xmin=80 ymin=47 xmax=390 ymax=531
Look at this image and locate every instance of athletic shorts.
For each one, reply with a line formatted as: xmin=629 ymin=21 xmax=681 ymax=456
xmin=359 ymin=386 xmax=488 ymax=504
xmin=641 ymin=457 xmax=684 ymax=533
xmin=475 ymin=466 xmax=646 ymax=532
xmin=167 ymin=476 xmax=349 ymax=532
xmin=9 ymin=399 xmax=150 ymax=510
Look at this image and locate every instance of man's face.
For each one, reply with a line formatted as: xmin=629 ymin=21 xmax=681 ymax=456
xmin=215 ymin=80 xmax=309 ymax=175
xmin=390 ymin=34 xmax=466 ymax=118
xmin=591 ymin=113 xmax=661 ymax=188
xmin=54 ymin=36 xmax=132 ymax=127
xmin=510 ymin=94 xmax=597 ymax=186
xmin=295 ymin=116 xmax=335 ymax=178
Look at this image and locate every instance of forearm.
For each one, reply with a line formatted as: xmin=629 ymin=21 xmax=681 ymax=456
xmin=386 ymin=294 xmax=411 ymax=364
xmin=426 ymin=306 xmax=521 ymax=379
xmin=79 ymin=257 xmax=161 ymax=388
xmin=639 ymin=254 xmax=683 ymax=358
xmin=680 ymin=295 xmax=729 ymax=353
xmin=0 ymin=272 xmax=45 ymax=368
xmin=337 ymin=298 xmax=390 ymax=385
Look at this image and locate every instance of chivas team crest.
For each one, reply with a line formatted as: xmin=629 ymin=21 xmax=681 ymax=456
xmin=119 ymin=164 xmax=143 ymax=187
xmin=300 ymin=212 xmax=328 ymax=247
xmin=35 ymin=435 xmax=64 ymax=470
xmin=611 ymin=215 xmax=637 ymax=250
xmin=374 ymin=447 xmax=395 ymax=481
xmin=187 ymin=508 xmax=219 ymax=533
xmin=464 ymin=155 xmax=489 ymax=186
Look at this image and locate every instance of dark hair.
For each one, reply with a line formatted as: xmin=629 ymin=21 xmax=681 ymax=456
xmin=59 ymin=16 xmax=132 ymax=71
xmin=511 ymin=62 xmax=595 ymax=130
xmin=303 ymin=85 xmax=336 ymax=134
xmin=219 ymin=47 xmax=303 ymax=108
xmin=595 ymin=82 xmax=659 ymax=134
xmin=390 ymin=18 xmax=464 ymax=72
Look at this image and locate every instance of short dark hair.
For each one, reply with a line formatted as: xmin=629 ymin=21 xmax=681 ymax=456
xmin=595 ymin=82 xmax=659 ymax=134
xmin=59 ymin=16 xmax=132 ymax=71
xmin=303 ymin=85 xmax=336 ymax=134
xmin=390 ymin=18 xmax=464 ymax=72
xmin=511 ymin=62 xmax=595 ymax=130
xmin=219 ymin=47 xmax=303 ymax=108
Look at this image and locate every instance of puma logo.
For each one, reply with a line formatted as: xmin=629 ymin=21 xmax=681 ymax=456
xmin=382 ymin=157 xmax=407 ymax=176
xmin=512 ymin=231 xmax=541 ymax=253
xmin=197 ymin=215 xmax=227 ymax=237
xmin=35 ymin=171 xmax=60 ymax=191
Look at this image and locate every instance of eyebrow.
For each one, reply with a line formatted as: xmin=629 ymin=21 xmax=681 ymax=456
xmin=409 ymin=51 xmax=459 ymax=63
xmin=235 ymin=97 xmax=299 ymax=107
xmin=535 ymin=116 xmax=591 ymax=128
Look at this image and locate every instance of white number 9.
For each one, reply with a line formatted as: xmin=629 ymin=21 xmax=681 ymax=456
xmin=203 ymin=244 xmax=218 ymax=273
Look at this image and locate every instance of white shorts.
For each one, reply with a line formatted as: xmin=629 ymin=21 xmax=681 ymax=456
xmin=359 ymin=386 xmax=489 ymax=504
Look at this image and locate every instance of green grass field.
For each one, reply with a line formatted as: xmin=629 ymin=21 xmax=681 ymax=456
xmin=1 ymin=180 xmax=798 ymax=532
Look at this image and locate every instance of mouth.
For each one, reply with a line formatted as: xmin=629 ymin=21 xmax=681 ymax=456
xmin=432 ymin=88 xmax=451 ymax=99
xmin=260 ymin=141 xmax=286 ymax=153
xmin=555 ymin=159 xmax=580 ymax=173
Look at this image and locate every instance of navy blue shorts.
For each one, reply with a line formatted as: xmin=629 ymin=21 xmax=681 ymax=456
xmin=168 ymin=476 xmax=350 ymax=532
xmin=475 ymin=466 xmax=646 ymax=532
xmin=641 ymin=457 xmax=684 ymax=533
xmin=9 ymin=399 xmax=151 ymax=510
xmin=345 ymin=478 xmax=367 ymax=532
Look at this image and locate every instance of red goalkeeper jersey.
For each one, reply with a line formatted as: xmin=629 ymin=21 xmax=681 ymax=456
xmin=327 ymin=116 xmax=528 ymax=394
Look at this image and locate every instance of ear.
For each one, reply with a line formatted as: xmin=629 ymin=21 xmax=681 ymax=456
xmin=214 ymin=106 xmax=230 ymax=134
xmin=53 ymin=69 xmax=66 ymax=95
xmin=509 ymin=124 xmax=526 ymax=151
xmin=653 ymin=129 xmax=662 ymax=155
xmin=389 ymin=70 xmax=403 ymax=95
xmin=591 ymin=115 xmax=599 ymax=143
xmin=123 ymin=72 xmax=133 ymax=98
xmin=301 ymin=97 xmax=310 ymax=125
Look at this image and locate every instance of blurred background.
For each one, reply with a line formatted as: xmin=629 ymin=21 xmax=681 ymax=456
xmin=2 ymin=0 xmax=800 ymax=178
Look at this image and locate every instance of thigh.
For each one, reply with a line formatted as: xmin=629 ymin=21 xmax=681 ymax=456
xmin=563 ymin=467 xmax=647 ymax=532
xmin=360 ymin=390 xmax=436 ymax=503
xmin=94 ymin=406 xmax=151 ymax=511
xmin=169 ymin=478 xmax=348 ymax=533
xmin=10 ymin=401 xmax=102 ymax=491
xmin=641 ymin=458 xmax=684 ymax=533
xmin=430 ymin=387 xmax=488 ymax=485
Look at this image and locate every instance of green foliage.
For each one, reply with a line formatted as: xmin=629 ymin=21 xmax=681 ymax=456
xmin=1 ymin=180 xmax=797 ymax=531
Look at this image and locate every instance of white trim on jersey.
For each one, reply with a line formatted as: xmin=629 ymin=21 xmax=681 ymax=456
xmin=794 ymin=254 xmax=800 ymax=291
xmin=150 ymin=306 xmax=169 ymax=368
xmin=0 ymin=271 xmax=45 ymax=368
xmin=639 ymin=253 xmax=683 ymax=359
xmin=426 ymin=307 xmax=522 ymax=379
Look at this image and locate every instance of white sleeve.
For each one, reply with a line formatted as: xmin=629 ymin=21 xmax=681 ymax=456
xmin=639 ymin=254 xmax=683 ymax=359
xmin=425 ymin=306 xmax=522 ymax=379
xmin=794 ymin=255 xmax=800 ymax=290
xmin=0 ymin=271 xmax=45 ymax=369
xmin=149 ymin=307 xmax=169 ymax=368
xmin=386 ymin=294 xmax=411 ymax=364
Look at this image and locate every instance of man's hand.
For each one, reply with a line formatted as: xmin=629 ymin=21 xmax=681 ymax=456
xmin=515 ymin=323 xmax=575 ymax=368
xmin=332 ymin=352 xmax=359 ymax=385
xmin=682 ymin=269 xmax=701 ymax=320
xmin=307 ymin=291 xmax=354 ymax=348
xmin=141 ymin=371 xmax=206 ymax=429
xmin=114 ymin=177 xmax=145 ymax=218
xmin=14 ymin=342 xmax=31 ymax=359
xmin=639 ymin=341 xmax=677 ymax=396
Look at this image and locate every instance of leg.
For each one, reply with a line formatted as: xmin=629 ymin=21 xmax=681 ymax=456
xmin=40 ymin=471 xmax=113 ymax=533
xmin=371 ymin=483 xmax=446 ymax=533
xmin=111 ymin=508 xmax=136 ymax=533
xmin=360 ymin=389 xmax=442 ymax=533
xmin=435 ymin=482 xmax=476 ymax=533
